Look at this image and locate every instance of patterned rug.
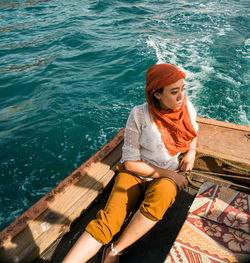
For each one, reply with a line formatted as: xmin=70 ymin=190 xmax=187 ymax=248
xmin=165 ymin=182 xmax=250 ymax=263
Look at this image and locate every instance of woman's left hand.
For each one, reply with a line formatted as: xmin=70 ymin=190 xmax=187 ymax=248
xmin=179 ymin=150 xmax=196 ymax=173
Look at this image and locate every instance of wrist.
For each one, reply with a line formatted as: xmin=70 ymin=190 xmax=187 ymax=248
xmin=187 ymin=148 xmax=196 ymax=155
xmin=168 ymin=170 xmax=177 ymax=181
xmin=188 ymin=148 xmax=196 ymax=153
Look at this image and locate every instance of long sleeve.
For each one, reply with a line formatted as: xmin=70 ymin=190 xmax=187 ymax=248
xmin=121 ymin=107 xmax=142 ymax=162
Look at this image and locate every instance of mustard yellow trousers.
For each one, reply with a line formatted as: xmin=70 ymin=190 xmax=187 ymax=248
xmin=85 ymin=168 xmax=177 ymax=245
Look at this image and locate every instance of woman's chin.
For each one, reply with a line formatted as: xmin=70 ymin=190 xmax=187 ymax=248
xmin=173 ymin=105 xmax=182 ymax=111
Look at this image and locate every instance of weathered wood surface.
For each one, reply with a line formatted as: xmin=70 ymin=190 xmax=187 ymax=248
xmin=196 ymin=117 xmax=250 ymax=166
xmin=0 ymin=118 xmax=249 ymax=263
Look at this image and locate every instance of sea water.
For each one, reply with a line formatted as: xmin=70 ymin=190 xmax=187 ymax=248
xmin=0 ymin=0 xmax=249 ymax=230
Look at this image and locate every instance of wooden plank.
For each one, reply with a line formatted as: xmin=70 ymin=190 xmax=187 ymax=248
xmin=0 ymin=134 xmax=123 ymax=263
xmin=188 ymin=172 xmax=250 ymax=193
xmin=34 ymin=169 xmax=116 ymax=259
xmin=196 ymin=119 xmax=250 ymax=166
xmin=0 ymin=168 xmax=116 ymax=263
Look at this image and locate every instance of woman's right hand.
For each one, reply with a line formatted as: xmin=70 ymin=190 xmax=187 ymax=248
xmin=124 ymin=160 xmax=188 ymax=191
xmin=170 ymin=172 xmax=188 ymax=191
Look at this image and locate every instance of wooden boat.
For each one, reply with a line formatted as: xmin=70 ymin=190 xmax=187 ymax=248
xmin=0 ymin=117 xmax=249 ymax=263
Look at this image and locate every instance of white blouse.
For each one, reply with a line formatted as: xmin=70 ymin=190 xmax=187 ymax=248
xmin=121 ymin=100 xmax=198 ymax=180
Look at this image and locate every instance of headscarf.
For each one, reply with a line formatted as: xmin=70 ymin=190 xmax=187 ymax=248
xmin=145 ymin=64 xmax=197 ymax=156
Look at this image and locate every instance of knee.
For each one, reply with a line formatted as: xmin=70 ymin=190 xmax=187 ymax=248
xmin=140 ymin=179 xmax=177 ymax=221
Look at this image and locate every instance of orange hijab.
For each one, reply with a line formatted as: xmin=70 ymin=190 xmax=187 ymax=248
xmin=145 ymin=64 xmax=197 ymax=156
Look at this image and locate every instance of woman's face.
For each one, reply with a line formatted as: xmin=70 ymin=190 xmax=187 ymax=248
xmin=154 ymin=78 xmax=185 ymax=111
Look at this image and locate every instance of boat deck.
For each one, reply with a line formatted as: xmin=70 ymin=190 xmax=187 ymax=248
xmin=32 ymin=181 xmax=196 ymax=263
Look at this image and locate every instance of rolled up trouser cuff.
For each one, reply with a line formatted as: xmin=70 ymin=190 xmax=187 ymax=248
xmin=85 ymin=210 xmax=115 ymax=245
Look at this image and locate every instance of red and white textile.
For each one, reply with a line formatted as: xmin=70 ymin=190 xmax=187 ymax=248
xmin=165 ymin=182 xmax=250 ymax=263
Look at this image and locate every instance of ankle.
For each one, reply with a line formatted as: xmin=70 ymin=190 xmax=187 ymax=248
xmin=110 ymin=242 xmax=123 ymax=256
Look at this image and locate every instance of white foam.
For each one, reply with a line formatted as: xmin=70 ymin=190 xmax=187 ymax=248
xmin=245 ymin=38 xmax=250 ymax=47
xmin=146 ymin=36 xmax=215 ymax=95
xmin=146 ymin=36 xmax=184 ymax=67
xmin=145 ymin=27 xmax=249 ymax=124
xmin=226 ymin=96 xmax=233 ymax=103
xmin=238 ymin=105 xmax=250 ymax=126
xmin=216 ymin=72 xmax=242 ymax=87
xmin=146 ymin=37 xmax=168 ymax=64
xmin=217 ymin=28 xmax=225 ymax=36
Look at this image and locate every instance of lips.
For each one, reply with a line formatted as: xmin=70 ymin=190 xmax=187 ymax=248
xmin=177 ymin=101 xmax=183 ymax=107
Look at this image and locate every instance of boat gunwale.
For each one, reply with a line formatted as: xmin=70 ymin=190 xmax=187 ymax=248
xmin=0 ymin=128 xmax=125 ymax=247
xmin=197 ymin=117 xmax=250 ymax=132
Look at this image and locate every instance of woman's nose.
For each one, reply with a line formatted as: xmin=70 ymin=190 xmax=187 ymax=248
xmin=177 ymin=91 xmax=184 ymax=101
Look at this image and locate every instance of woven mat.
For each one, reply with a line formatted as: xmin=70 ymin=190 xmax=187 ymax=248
xmin=165 ymin=182 xmax=250 ymax=263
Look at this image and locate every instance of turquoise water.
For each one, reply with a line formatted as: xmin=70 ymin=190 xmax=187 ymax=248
xmin=0 ymin=0 xmax=249 ymax=231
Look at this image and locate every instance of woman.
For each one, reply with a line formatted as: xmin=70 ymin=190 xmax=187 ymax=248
xmin=62 ymin=63 xmax=198 ymax=263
